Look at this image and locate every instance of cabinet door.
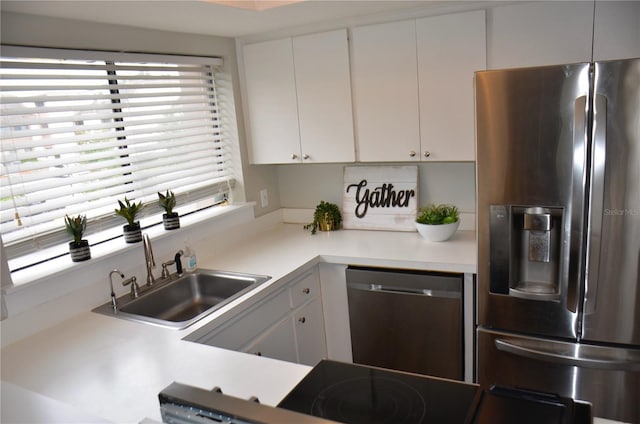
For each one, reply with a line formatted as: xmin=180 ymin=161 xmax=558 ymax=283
xmin=293 ymin=29 xmax=355 ymax=163
xmin=352 ymin=20 xmax=420 ymax=162
xmin=417 ymin=10 xmax=486 ymax=161
xmin=243 ymin=38 xmax=301 ymax=164
xmin=193 ymin=288 xmax=291 ymax=350
xmin=593 ymin=1 xmax=640 ymax=61
xmin=487 ymin=2 xmax=593 ymax=69
xmin=294 ymin=298 xmax=327 ymax=366
xmin=243 ymin=316 xmax=297 ymax=363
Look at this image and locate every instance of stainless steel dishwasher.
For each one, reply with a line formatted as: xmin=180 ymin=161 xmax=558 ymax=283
xmin=346 ymin=265 xmax=464 ymax=380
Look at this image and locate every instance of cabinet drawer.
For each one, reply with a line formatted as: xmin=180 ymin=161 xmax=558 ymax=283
xmin=197 ymin=288 xmax=291 ymax=350
xmin=289 ymin=270 xmax=320 ymax=308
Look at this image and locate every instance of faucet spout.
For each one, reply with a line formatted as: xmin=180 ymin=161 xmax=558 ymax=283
xmin=143 ymin=233 xmax=156 ymax=286
xmin=109 ymin=269 xmax=125 ymax=312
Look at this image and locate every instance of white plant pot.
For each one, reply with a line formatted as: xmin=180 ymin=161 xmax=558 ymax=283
xmin=415 ymin=220 xmax=460 ymax=242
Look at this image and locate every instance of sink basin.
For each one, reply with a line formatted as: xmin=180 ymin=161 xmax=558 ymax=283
xmin=93 ymin=269 xmax=270 ymax=329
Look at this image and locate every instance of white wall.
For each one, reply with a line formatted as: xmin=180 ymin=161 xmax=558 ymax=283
xmin=277 ymin=163 xmax=476 ymax=213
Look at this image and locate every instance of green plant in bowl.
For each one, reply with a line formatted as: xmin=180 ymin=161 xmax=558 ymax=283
xmin=416 ymin=204 xmax=459 ymax=225
xmin=416 ymin=204 xmax=460 ymax=242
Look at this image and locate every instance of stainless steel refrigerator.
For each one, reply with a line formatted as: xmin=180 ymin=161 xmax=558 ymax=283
xmin=475 ymin=58 xmax=640 ymax=423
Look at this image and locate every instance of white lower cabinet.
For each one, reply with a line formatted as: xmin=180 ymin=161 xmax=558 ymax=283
xmin=293 ymin=298 xmax=326 ymax=366
xmin=186 ymin=267 xmax=327 ymax=366
xmin=243 ymin=316 xmax=298 ymax=363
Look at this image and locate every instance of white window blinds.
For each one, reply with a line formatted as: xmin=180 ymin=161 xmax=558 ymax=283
xmin=1 ymin=46 xmax=233 ymax=262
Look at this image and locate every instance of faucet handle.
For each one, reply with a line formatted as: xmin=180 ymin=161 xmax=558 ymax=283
xmin=123 ymin=276 xmax=139 ymax=298
xmin=161 ymin=260 xmax=176 ymax=279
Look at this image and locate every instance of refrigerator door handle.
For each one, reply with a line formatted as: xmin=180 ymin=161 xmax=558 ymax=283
xmin=583 ymin=94 xmax=607 ymax=314
xmin=566 ymin=95 xmax=589 ymax=314
xmin=495 ymin=338 xmax=640 ymax=371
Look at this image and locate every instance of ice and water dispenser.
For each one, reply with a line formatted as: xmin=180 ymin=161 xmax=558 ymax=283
xmin=489 ymin=205 xmax=563 ymax=301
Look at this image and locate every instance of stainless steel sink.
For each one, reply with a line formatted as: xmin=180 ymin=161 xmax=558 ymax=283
xmin=93 ymin=269 xmax=270 ymax=329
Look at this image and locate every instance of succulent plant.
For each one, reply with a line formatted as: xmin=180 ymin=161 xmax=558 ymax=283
xmin=158 ymin=190 xmax=177 ymax=215
xmin=114 ymin=197 xmax=144 ymax=226
xmin=64 ymin=214 xmax=87 ymax=245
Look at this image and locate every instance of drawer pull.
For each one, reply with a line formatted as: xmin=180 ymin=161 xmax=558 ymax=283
xmin=298 ymin=317 xmax=306 ymax=324
xmin=302 ymin=288 xmax=310 ymax=294
xmin=254 ymin=351 xmax=262 ymax=356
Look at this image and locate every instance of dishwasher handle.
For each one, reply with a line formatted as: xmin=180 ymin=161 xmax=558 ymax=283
xmin=347 ymin=282 xmax=460 ymax=299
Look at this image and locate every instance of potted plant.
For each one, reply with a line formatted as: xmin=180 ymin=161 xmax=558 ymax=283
xmin=304 ymin=201 xmax=342 ymax=235
xmin=415 ymin=204 xmax=460 ymax=242
xmin=65 ymin=214 xmax=91 ymax=262
xmin=115 ymin=197 xmax=144 ymax=243
xmin=158 ymin=190 xmax=180 ymax=230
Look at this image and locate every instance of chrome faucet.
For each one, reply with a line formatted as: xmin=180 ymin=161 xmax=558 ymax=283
xmin=109 ymin=269 xmax=125 ymax=312
xmin=143 ymin=233 xmax=156 ymax=286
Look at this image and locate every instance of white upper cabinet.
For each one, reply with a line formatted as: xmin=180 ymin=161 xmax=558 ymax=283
xmin=417 ymin=10 xmax=486 ymax=162
xmin=293 ymin=30 xmax=355 ymax=163
xmin=243 ymin=38 xmax=300 ymax=164
xmin=352 ymin=20 xmax=420 ymax=162
xmin=243 ymin=29 xmax=354 ymax=164
xmin=352 ymin=12 xmax=485 ymax=162
xmin=592 ymin=1 xmax=640 ymax=61
xmin=487 ymin=2 xmax=593 ymax=69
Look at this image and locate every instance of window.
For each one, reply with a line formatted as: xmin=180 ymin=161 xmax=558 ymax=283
xmin=1 ymin=46 xmax=235 ymax=269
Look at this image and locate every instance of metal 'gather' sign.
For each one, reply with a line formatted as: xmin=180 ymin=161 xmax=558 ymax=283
xmin=342 ymin=166 xmax=418 ymax=231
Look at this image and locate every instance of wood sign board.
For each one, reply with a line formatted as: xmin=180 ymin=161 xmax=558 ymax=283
xmin=342 ymin=165 xmax=418 ymax=231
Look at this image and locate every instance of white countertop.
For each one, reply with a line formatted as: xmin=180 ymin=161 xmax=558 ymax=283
xmin=1 ymin=223 xmax=477 ymax=423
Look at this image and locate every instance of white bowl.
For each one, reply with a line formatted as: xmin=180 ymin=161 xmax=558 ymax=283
xmin=415 ymin=220 xmax=460 ymax=242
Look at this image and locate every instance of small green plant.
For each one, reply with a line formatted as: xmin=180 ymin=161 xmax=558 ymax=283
xmin=304 ymin=201 xmax=342 ymax=235
xmin=158 ymin=190 xmax=177 ymax=215
xmin=64 ymin=214 xmax=87 ymax=245
xmin=115 ymin=197 xmax=144 ymax=226
xmin=416 ymin=204 xmax=459 ymax=225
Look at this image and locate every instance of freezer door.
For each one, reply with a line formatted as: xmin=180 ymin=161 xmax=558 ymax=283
xmin=476 ymin=63 xmax=590 ymax=339
xmin=582 ymin=58 xmax=640 ymax=346
xmin=477 ymin=328 xmax=640 ymax=423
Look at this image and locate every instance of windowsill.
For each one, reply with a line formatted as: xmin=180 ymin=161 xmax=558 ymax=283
xmin=5 ymin=203 xmax=255 ymax=293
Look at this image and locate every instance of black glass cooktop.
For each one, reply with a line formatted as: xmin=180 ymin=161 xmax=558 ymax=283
xmin=278 ymin=360 xmax=478 ymax=424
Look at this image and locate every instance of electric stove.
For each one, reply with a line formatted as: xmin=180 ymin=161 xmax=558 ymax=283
xmin=159 ymin=360 xmax=591 ymax=424
xmin=277 ymin=360 xmax=477 ymax=423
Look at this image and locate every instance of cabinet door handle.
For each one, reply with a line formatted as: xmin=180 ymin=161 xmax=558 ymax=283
xmin=302 ymin=288 xmax=310 ymax=294
xmin=254 ymin=351 xmax=262 ymax=356
xmin=302 ymin=154 xmax=310 ymax=160
xmin=291 ymin=153 xmax=298 ymax=160
xmin=423 ymin=151 xmax=431 ymax=158
xmin=409 ymin=150 xmax=416 ymax=157
xmin=298 ymin=317 xmax=306 ymax=324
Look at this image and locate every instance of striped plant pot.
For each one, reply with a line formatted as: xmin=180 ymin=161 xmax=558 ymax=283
xmin=162 ymin=213 xmax=180 ymax=230
xmin=69 ymin=240 xmax=91 ymax=262
xmin=123 ymin=223 xmax=143 ymax=243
